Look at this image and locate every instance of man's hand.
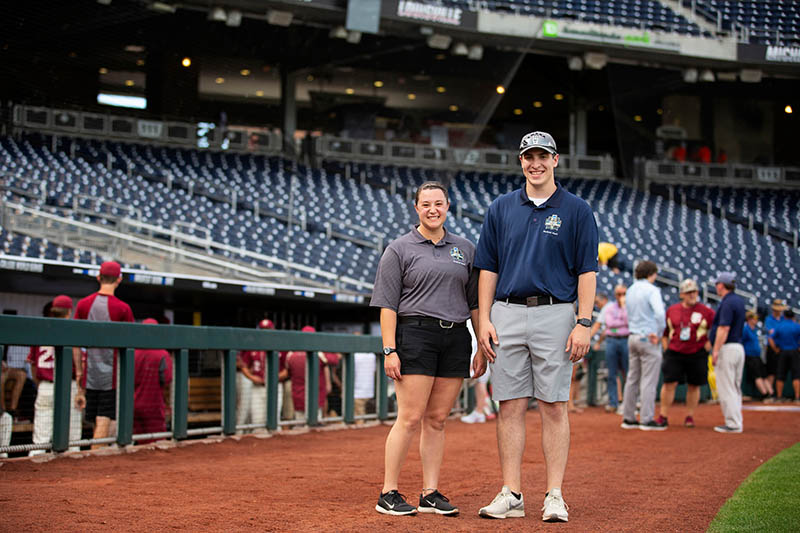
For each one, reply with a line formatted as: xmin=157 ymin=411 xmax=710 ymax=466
xmin=648 ymin=333 xmax=659 ymax=345
xmin=471 ymin=348 xmax=488 ymax=378
xmin=384 ymin=353 xmax=402 ymax=381
xmin=566 ymin=324 xmax=591 ymax=362
xmin=75 ymin=389 xmax=86 ymax=410
xmin=478 ymin=322 xmax=498 ymax=362
xmin=712 ymin=349 xmax=719 ymax=366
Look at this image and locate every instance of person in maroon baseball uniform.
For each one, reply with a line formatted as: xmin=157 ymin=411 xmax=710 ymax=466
xmin=236 ymin=319 xmax=278 ymax=431
xmin=285 ymin=326 xmax=331 ymax=421
xmin=133 ymin=318 xmax=173 ymax=444
xmin=658 ymin=279 xmax=715 ymax=428
xmin=73 ymin=261 xmax=135 ymax=446
xmin=27 ymin=295 xmax=83 ymax=454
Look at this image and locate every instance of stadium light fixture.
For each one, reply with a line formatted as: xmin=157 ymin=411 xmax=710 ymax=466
xmin=785 ymin=105 xmax=793 ymax=114
xmin=181 ymin=57 xmax=191 ymax=67
xmin=496 ymin=85 xmax=506 ymax=95
xmin=452 ymin=42 xmax=468 ymax=56
xmin=226 ymin=9 xmax=242 ymax=27
xmin=209 ymin=7 xmax=227 ymax=22
xmin=436 ymin=86 xmax=446 ymax=93
xmin=468 ymin=44 xmax=483 ymax=61
xmin=267 ymin=10 xmax=294 ymax=27
xmin=240 ymin=69 xmax=251 ymax=76
xmin=149 ymin=2 xmax=176 ymax=13
xmin=739 ymin=69 xmax=762 ymax=83
xmin=407 ymin=93 xmax=416 ymax=100
xmin=683 ymin=68 xmax=698 ymax=83
xmin=567 ymin=56 xmax=584 ymax=71
xmin=373 ymin=80 xmax=384 ymax=88
xmin=329 ymin=26 xmax=348 ymax=39
xmin=533 ymin=101 xmax=543 ymax=108
xmin=99 ymin=67 xmax=108 ymax=74
xmin=554 ymin=93 xmax=564 ymax=101
xmin=427 ymin=34 xmax=452 ymax=50
xmin=699 ymin=69 xmax=715 ymax=82
xmin=513 ymin=108 xmax=523 ymax=116
xmin=583 ymin=52 xmax=607 ymax=70
xmin=449 ymin=104 xmax=459 ymax=112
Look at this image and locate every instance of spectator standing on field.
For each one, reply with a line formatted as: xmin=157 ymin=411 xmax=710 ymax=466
xmin=709 ymin=272 xmax=746 ymax=433
xmin=592 ymin=287 xmax=630 ymax=413
xmin=621 ymin=261 xmax=666 ymax=431
xmin=764 ymin=299 xmax=787 ymax=398
xmin=742 ymin=311 xmax=774 ymax=402
xmin=658 ymin=279 xmax=714 ymax=429
xmin=769 ymin=309 xmax=800 ymax=403
xmin=237 ymin=319 xmax=278 ymax=431
xmin=73 ymin=261 xmax=135 ymax=446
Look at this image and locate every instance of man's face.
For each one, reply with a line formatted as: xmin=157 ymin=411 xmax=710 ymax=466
xmin=519 ymin=148 xmax=558 ymax=190
xmin=680 ymin=290 xmax=699 ymax=306
xmin=714 ymin=282 xmax=724 ymax=295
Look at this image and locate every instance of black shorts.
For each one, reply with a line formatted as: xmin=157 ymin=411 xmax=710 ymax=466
xmin=766 ymin=348 xmax=779 ymax=376
xmin=396 ymin=318 xmax=471 ymax=378
xmin=745 ymin=356 xmax=767 ymax=380
xmin=776 ymin=350 xmax=800 ymax=381
xmin=85 ymin=389 xmax=116 ymax=421
xmin=662 ymin=349 xmax=708 ymax=386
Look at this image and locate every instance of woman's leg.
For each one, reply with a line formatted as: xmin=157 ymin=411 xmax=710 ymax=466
xmin=382 ymin=374 xmax=435 ymax=493
xmin=419 ymin=377 xmax=464 ymax=493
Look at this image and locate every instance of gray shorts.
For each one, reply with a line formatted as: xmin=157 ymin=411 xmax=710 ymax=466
xmin=489 ymin=301 xmax=575 ymax=403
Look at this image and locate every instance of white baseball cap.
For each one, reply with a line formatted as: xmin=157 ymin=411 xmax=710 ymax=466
xmin=519 ymin=131 xmax=558 ymax=156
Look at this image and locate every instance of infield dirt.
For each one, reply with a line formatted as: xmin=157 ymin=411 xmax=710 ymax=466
xmin=2 ymin=402 xmax=799 ymax=532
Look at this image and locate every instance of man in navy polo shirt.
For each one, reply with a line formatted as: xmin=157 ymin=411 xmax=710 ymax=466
xmin=709 ymin=272 xmax=746 ymax=433
xmin=475 ymin=131 xmax=598 ymax=522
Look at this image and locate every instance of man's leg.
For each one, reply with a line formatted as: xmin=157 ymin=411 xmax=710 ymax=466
xmin=638 ymin=343 xmax=663 ymax=424
xmin=496 ymin=398 xmax=528 ymax=493
xmin=92 ymin=416 xmax=111 ymax=446
xmin=538 ymin=400 xmax=569 ymax=492
xmin=716 ymin=345 xmax=743 ymax=429
xmin=7 ymin=368 xmax=27 ymax=412
xmin=686 ymin=385 xmax=701 ymax=416
xmin=622 ymin=338 xmax=642 ymax=421
xmin=660 ymin=382 xmax=678 ymax=418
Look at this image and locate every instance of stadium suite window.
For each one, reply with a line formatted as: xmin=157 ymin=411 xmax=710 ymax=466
xmin=97 ymin=93 xmax=147 ymax=110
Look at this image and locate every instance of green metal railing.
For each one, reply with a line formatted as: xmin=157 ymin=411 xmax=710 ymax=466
xmin=0 ymin=315 xmax=384 ymax=453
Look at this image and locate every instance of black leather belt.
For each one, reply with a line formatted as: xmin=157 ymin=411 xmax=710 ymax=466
xmin=501 ymin=295 xmax=569 ymax=307
xmin=398 ymin=316 xmax=466 ymax=329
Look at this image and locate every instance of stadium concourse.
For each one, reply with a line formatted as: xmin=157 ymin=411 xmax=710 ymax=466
xmin=1 ymin=403 xmax=799 ymax=531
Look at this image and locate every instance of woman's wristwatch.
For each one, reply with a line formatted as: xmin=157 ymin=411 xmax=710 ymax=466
xmin=383 ymin=347 xmax=396 ymax=356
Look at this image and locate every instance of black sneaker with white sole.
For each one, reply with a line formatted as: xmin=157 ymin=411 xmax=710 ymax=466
xmin=418 ymin=490 xmax=459 ymax=516
xmin=376 ymin=490 xmax=418 ymax=516
xmin=620 ymin=419 xmax=639 ymax=429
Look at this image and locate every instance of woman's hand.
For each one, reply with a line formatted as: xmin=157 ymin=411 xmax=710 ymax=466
xmin=385 ymin=353 xmax=402 ymax=381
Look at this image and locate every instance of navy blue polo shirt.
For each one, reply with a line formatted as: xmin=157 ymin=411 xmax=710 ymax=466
xmin=709 ymin=292 xmax=746 ymax=345
xmin=474 ymin=182 xmax=599 ymax=303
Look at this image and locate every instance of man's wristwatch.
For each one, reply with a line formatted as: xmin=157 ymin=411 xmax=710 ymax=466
xmin=383 ymin=347 xmax=397 ymax=356
xmin=576 ymin=318 xmax=592 ymax=328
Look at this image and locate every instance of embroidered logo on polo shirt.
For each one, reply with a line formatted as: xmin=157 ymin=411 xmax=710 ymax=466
xmin=544 ymin=214 xmax=562 ymax=235
xmin=450 ymin=246 xmax=466 ymax=264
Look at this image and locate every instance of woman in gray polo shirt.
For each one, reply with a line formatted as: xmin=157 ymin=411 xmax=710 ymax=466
xmin=370 ymin=181 xmax=484 ymax=517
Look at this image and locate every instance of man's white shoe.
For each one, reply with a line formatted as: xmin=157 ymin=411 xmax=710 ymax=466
xmin=460 ymin=410 xmax=486 ymax=424
xmin=478 ymin=486 xmax=525 ymax=519
xmin=542 ymin=488 xmax=569 ymax=522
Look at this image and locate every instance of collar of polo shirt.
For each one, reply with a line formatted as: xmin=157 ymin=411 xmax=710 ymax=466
xmin=411 ymin=225 xmax=453 ymax=245
xmin=519 ymin=181 xmax=564 ymax=207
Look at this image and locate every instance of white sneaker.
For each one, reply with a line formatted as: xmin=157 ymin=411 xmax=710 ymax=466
xmin=460 ymin=410 xmax=486 ymax=424
xmin=542 ymin=488 xmax=569 ymax=522
xmin=479 ymin=486 xmax=524 ymax=519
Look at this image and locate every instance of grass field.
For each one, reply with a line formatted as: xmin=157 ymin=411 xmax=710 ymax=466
xmin=708 ymin=442 xmax=800 ymax=533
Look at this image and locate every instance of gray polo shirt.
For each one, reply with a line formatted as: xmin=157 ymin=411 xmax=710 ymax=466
xmin=370 ymin=226 xmax=478 ymax=322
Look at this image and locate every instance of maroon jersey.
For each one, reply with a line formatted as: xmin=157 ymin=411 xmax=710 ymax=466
xmin=27 ymin=346 xmax=80 ymax=382
xmin=238 ymin=350 xmax=267 ymax=381
xmin=286 ymin=351 xmax=328 ymax=411
xmin=665 ymin=302 xmax=715 ymax=354
xmin=74 ymin=292 xmax=134 ymax=390
xmin=133 ymin=348 xmax=172 ymax=414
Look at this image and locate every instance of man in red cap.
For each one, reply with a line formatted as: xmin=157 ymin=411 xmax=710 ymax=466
xmin=133 ymin=319 xmax=172 ymax=443
xmin=27 ymin=295 xmax=83 ymax=454
xmin=73 ymin=261 xmax=135 ymax=447
xmin=236 ymin=318 xmax=277 ymax=432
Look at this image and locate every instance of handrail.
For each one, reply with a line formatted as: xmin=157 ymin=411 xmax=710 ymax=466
xmin=0 ymin=315 xmax=384 ymax=453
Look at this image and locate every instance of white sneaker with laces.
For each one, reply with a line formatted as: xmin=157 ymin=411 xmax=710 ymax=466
xmin=460 ymin=410 xmax=486 ymax=424
xmin=542 ymin=488 xmax=569 ymax=522
xmin=478 ymin=486 xmax=525 ymax=519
